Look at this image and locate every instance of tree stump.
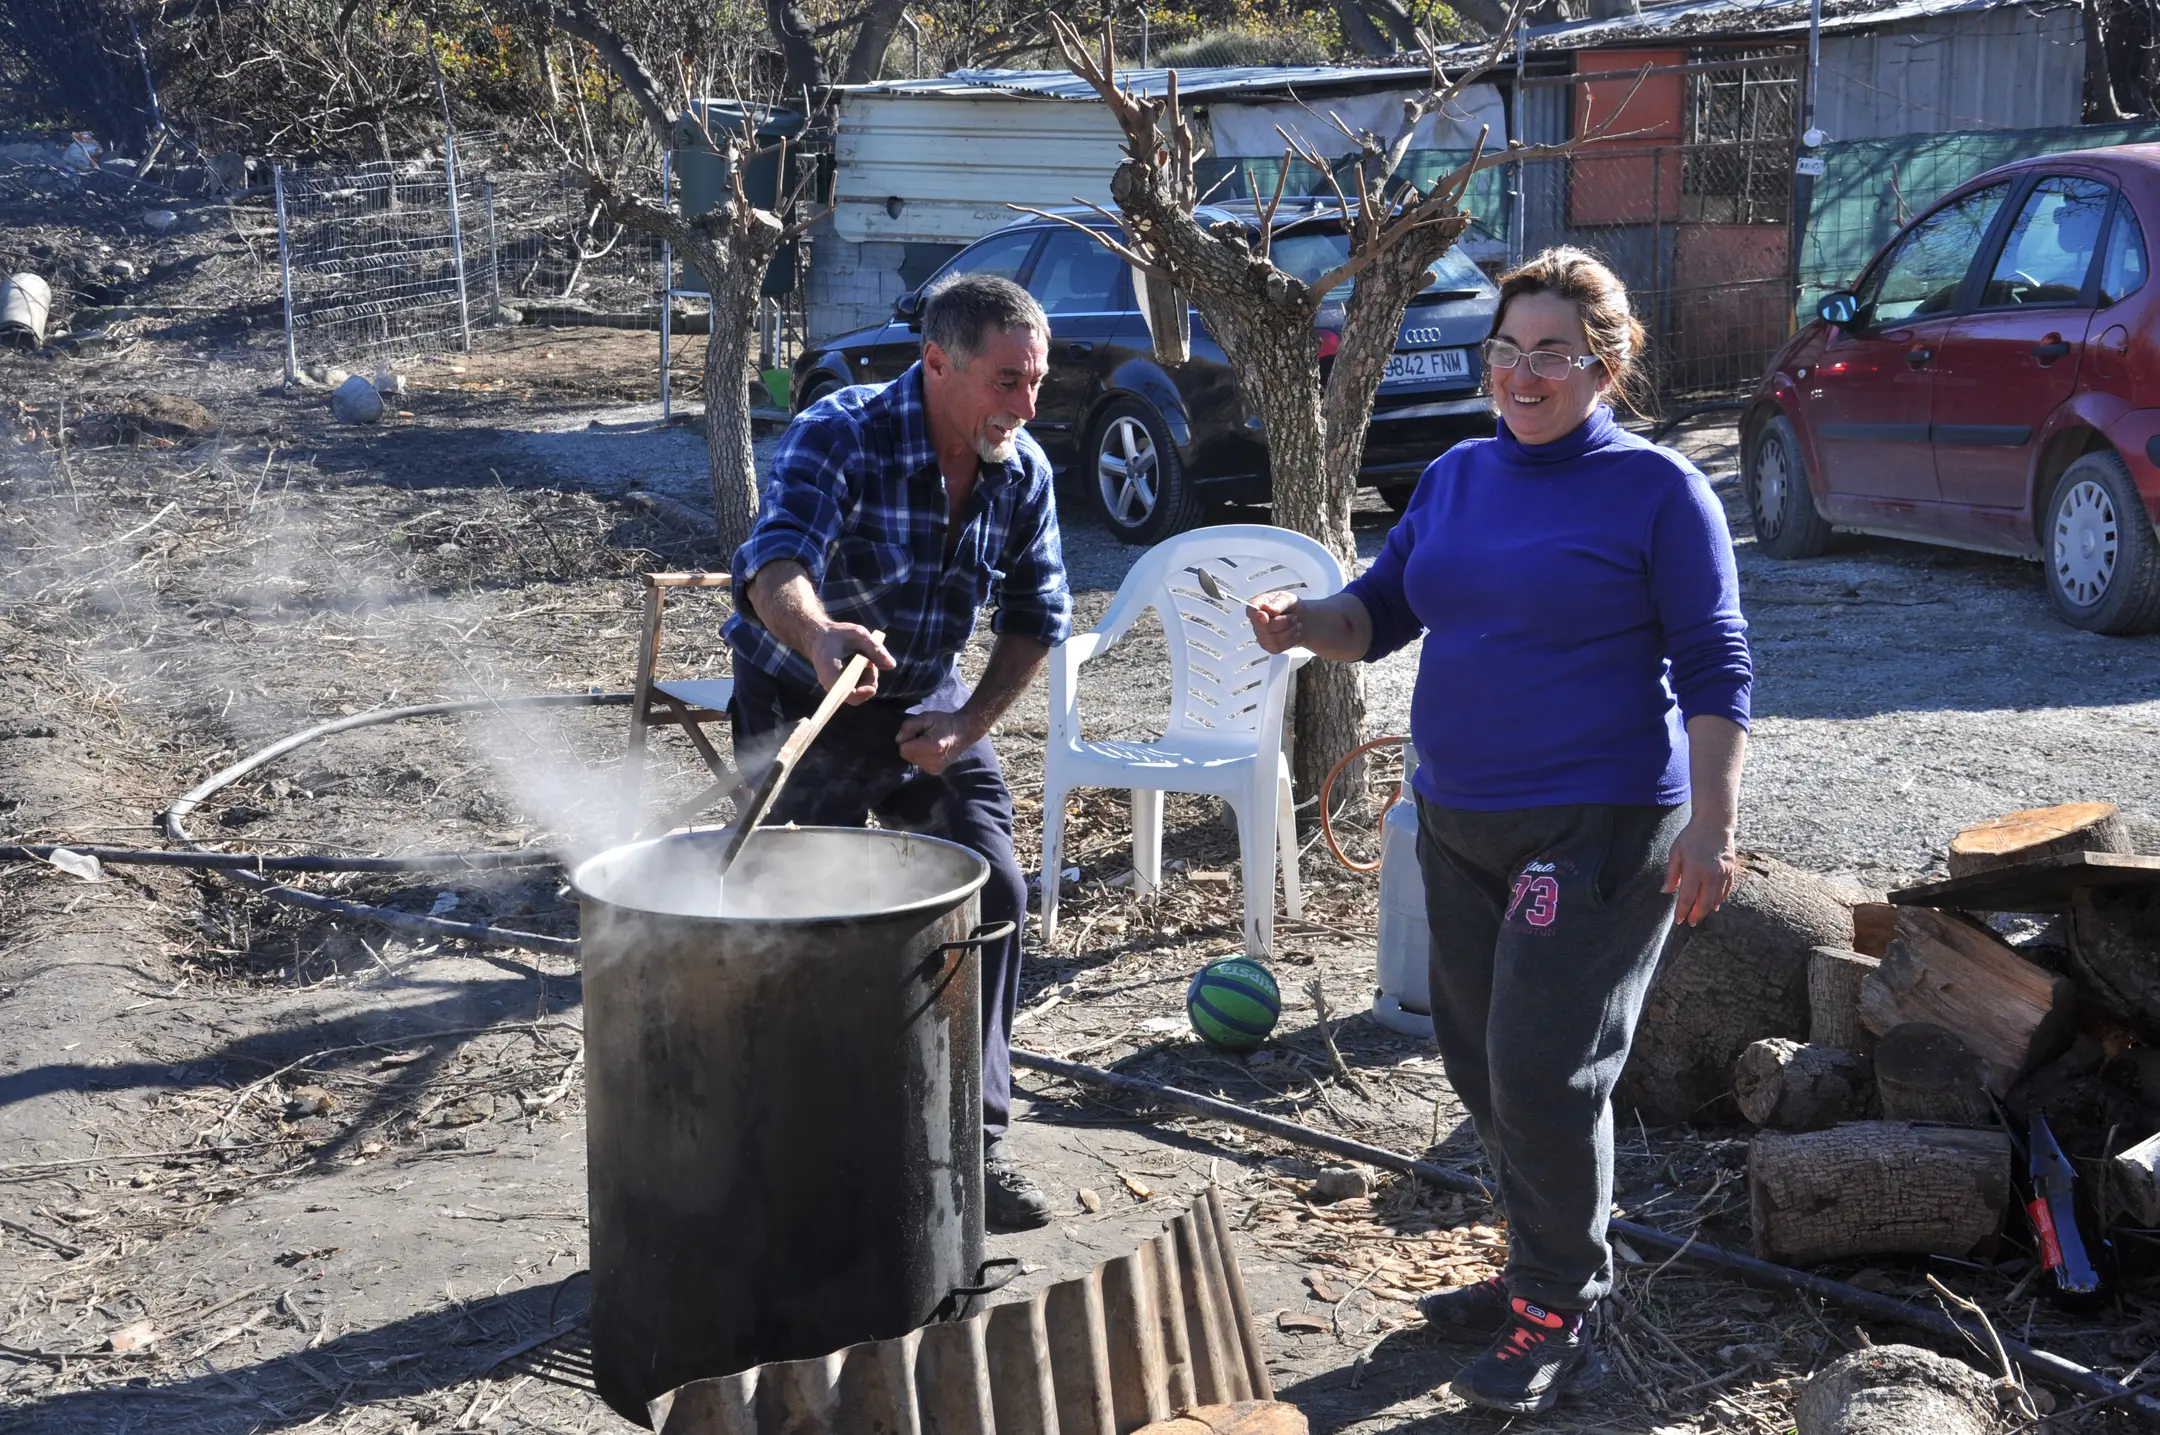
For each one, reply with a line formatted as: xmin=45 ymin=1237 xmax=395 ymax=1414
xmin=2067 ymin=885 xmax=2160 ymax=1038
xmin=1136 ymin=1404 xmax=1309 ymax=1435
xmin=1851 ymin=902 xmax=1899 ymax=958
xmin=1874 ymin=1023 xmax=1994 ymax=1125
xmin=1858 ymin=907 xmax=2078 ymax=1094
xmin=1749 ymin=1122 xmax=2011 ymax=1264
xmin=1795 ymin=1344 xmax=2010 ymax=1435
xmin=1621 ymin=853 xmax=1855 ymax=1123
xmin=1734 ymin=1039 xmax=1875 ymax=1130
xmin=1810 ymin=947 xmax=1882 ymax=1051
xmin=1947 ymin=802 xmax=2129 ymax=879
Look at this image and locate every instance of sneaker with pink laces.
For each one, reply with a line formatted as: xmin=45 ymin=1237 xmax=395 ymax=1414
xmin=1452 ymin=1296 xmax=1605 ymax=1414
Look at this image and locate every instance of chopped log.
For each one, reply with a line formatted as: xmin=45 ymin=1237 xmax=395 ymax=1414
xmin=1810 ymin=947 xmax=1882 ymax=1051
xmin=1947 ymin=801 xmax=2129 ymax=879
xmin=2113 ymin=1130 xmax=2160 ymax=1228
xmin=1136 ymin=1403 xmax=1309 ymax=1435
xmin=1857 ymin=907 xmax=2078 ymax=1094
xmin=2067 ymin=885 xmax=2160 ymax=1037
xmin=1874 ymin=1023 xmax=1994 ymax=1125
xmin=1733 ymin=1039 xmax=1874 ymax=1130
xmin=1621 ymin=853 xmax=1855 ymax=1123
xmin=1852 ymin=902 xmax=1898 ymax=959
xmin=1795 ymin=1344 xmax=2010 ymax=1435
xmin=1749 ymin=1122 xmax=2011 ymax=1264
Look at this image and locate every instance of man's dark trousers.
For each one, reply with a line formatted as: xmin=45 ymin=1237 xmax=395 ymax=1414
xmin=728 ymin=663 xmax=1029 ymax=1151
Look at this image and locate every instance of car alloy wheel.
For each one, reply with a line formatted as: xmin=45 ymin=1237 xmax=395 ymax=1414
xmin=1754 ymin=437 xmax=1790 ymax=541
xmin=1096 ymin=415 xmax=1158 ymax=528
xmin=2052 ymin=478 xmax=2119 ymax=608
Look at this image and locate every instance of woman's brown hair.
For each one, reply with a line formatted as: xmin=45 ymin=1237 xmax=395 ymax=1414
xmin=1490 ymin=246 xmax=1651 ymax=417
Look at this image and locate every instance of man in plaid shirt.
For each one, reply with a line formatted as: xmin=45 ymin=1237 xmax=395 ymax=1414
xmin=725 ymin=273 xmax=1071 ymax=1229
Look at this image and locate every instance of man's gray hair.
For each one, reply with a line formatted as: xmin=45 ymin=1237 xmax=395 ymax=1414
xmin=922 ymin=272 xmax=1047 ymax=368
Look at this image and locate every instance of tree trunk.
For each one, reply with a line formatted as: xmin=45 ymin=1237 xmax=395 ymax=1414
xmin=1796 ymin=1345 xmax=2010 ymax=1435
xmin=1809 ymin=947 xmax=1881 ymax=1052
xmin=1858 ymin=906 xmax=2079 ymax=1094
xmin=1329 ymin=0 xmax=1394 ymax=58
xmin=842 ymin=0 xmax=912 ymax=84
xmin=2067 ymin=884 xmax=2160 ymax=1036
xmin=1358 ymin=0 xmax=1423 ymax=52
xmin=1733 ymin=1039 xmax=1874 ymax=1130
xmin=764 ymin=0 xmax=830 ymax=99
xmin=2085 ymin=0 xmax=2133 ymax=122
xmin=1874 ymin=1022 xmax=1994 ymax=1124
xmin=1749 ymin=1123 xmax=2012 ymax=1264
xmin=1620 ymin=853 xmax=1856 ymax=1123
xmin=669 ymin=218 xmax=781 ymax=553
xmin=1947 ymin=801 xmax=2129 ymax=878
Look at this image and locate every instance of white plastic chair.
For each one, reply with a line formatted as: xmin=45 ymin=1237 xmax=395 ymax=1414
xmin=1041 ymin=524 xmax=1347 ymax=957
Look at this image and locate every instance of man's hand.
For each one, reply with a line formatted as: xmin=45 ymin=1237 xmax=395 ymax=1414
xmin=1662 ymin=817 xmax=1737 ymax=927
xmin=811 ymin=625 xmax=896 ymax=705
xmin=896 ymin=708 xmax=982 ymax=774
xmin=1245 ymin=591 xmax=1305 ymax=654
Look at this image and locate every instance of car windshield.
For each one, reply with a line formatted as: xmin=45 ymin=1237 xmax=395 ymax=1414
xmin=1270 ymin=231 xmax=1493 ymax=299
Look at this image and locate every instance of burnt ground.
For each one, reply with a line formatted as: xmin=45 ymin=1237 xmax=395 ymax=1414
xmin=3 ymin=177 xmax=2159 ymax=1434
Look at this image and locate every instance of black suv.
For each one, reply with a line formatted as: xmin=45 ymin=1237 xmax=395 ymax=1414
xmin=792 ymin=201 xmax=1501 ymax=544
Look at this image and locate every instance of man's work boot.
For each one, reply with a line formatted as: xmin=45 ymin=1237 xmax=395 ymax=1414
xmin=984 ymin=1155 xmax=1054 ymax=1231
xmin=1452 ymin=1297 xmax=1604 ymax=1415
xmin=1417 ymin=1274 xmax=1511 ymax=1338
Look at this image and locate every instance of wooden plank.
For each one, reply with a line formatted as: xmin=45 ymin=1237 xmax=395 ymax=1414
xmin=1888 ymin=851 xmax=2160 ymax=914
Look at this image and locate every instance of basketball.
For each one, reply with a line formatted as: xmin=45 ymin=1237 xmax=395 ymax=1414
xmin=1186 ymin=957 xmax=1282 ymax=1051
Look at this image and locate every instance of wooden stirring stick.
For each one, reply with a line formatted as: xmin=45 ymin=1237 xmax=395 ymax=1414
xmin=711 ymin=631 xmax=885 ymax=880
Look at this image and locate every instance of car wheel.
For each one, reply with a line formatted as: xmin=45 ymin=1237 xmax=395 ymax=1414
xmin=1088 ymin=398 xmax=1197 ymax=545
xmin=2043 ymin=450 xmax=2160 ymax=634
xmin=1747 ymin=415 xmax=1833 ymax=558
xmin=795 ymin=377 xmax=842 ymax=416
xmin=1380 ymin=485 xmax=1416 ymax=516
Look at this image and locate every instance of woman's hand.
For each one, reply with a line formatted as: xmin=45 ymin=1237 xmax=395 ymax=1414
xmin=1662 ymin=817 xmax=1737 ymax=926
xmin=1245 ymin=591 xmax=1305 ymax=654
xmin=1242 ymin=590 xmax=1375 ymax=663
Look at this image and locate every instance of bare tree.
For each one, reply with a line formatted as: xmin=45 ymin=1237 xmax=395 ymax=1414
xmin=511 ymin=0 xmax=825 ymax=549
xmin=1031 ymin=9 xmax=1626 ymax=804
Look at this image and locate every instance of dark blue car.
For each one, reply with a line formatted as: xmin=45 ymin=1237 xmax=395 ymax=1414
xmin=792 ymin=201 xmax=1501 ymax=544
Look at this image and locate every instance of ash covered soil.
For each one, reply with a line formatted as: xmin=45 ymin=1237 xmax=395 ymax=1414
xmin=3 ymin=177 xmax=2157 ymax=1434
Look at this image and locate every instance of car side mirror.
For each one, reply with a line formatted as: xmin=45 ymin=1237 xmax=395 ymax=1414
xmin=1817 ymin=290 xmax=1861 ymax=328
xmin=894 ymin=290 xmax=923 ymax=329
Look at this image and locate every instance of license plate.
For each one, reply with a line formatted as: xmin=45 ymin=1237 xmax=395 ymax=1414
xmin=1381 ymin=347 xmax=1472 ymax=387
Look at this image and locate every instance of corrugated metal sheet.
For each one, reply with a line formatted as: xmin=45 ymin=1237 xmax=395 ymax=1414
xmin=1426 ymin=0 xmax=2081 ymax=57
xmin=846 ymin=64 xmax=1438 ymax=101
xmin=646 ymin=1187 xmax=1273 ymax=1435
xmin=1814 ymin=2 xmax=2082 ymax=139
xmin=833 ymin=92 xmax=1126 ymax=243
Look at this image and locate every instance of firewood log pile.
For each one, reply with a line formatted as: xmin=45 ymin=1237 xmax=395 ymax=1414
xmin=1624 ymin=803 xmax=2160 ymax=1279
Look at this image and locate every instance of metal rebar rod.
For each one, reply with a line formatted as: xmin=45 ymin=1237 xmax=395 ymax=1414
xmin=0 ymin=843 xmax=559 ymax=874
xmin=444 ymin=133 xmax=473 ymax=353
xmin=1012 ymin=1048 xmax=2160 ymax=1427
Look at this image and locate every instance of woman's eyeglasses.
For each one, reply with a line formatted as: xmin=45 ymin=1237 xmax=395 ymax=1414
xmin=1481 ymin=339 xmax=1603 ymax=380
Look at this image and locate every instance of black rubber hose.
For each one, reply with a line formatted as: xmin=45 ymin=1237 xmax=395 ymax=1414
xmin=1013 ymin=1048 xmax=2160 ymax=1426
xmin=0 ymin=843 xmax=558 ymax=874
xmin=154 ymin=692 xmax=634 ymax=958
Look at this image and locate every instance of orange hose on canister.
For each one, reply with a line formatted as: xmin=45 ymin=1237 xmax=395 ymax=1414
xmin=1318 ymin=734 xmax=1411 ymax=873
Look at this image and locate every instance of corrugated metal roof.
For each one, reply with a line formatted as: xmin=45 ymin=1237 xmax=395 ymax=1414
xmin=1430 ymin=0 xmax=2080 ymax=54
xmin=845 ymin=63 xmax=1441 ymax=102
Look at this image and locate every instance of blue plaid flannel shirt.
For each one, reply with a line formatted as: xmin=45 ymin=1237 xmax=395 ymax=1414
xmin=725 ymin=363 xmax=1073 ymax=703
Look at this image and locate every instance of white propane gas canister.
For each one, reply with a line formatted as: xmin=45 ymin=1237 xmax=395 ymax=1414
xmin=1371 ymin=743 xmax=1435 ymax=1039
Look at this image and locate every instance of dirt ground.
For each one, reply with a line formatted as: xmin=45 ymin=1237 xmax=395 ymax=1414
xmin=4 ymin=180 xmax=2158 ymax=1435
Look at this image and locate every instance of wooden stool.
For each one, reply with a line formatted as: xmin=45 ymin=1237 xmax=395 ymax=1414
xmin=620 ymin=572 xmax=741 ymax=840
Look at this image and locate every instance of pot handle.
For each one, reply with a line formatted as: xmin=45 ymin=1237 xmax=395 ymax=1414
xmin=934 ymin=1255 xmax=1023 ymax=1322
xmin=924 ymin=920 xmax=1017 ymax=977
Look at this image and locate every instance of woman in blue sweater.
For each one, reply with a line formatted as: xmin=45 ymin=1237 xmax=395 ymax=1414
xmin=1248 ymin=248 xmax=1751 ymax=1416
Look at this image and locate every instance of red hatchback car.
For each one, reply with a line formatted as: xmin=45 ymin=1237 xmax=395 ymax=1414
xmin=1742 ymin=147 xmax=2160 ymax=633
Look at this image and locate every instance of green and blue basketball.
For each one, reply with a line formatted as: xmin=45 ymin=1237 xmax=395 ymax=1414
xmin=1186 ymin=957 xmax=1282 ymax=1051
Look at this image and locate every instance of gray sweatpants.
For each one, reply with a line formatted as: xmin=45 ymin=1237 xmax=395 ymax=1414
xmin=1416 ymin=798 xmax=1689 ymax=1311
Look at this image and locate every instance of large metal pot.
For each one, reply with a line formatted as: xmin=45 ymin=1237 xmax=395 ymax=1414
xmin=575 ymin=826 xmax=1003 ymax=1424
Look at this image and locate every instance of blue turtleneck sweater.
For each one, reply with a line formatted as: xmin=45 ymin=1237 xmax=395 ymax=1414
xmin=1346 ymin=406 xmax=1752 ymax=811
